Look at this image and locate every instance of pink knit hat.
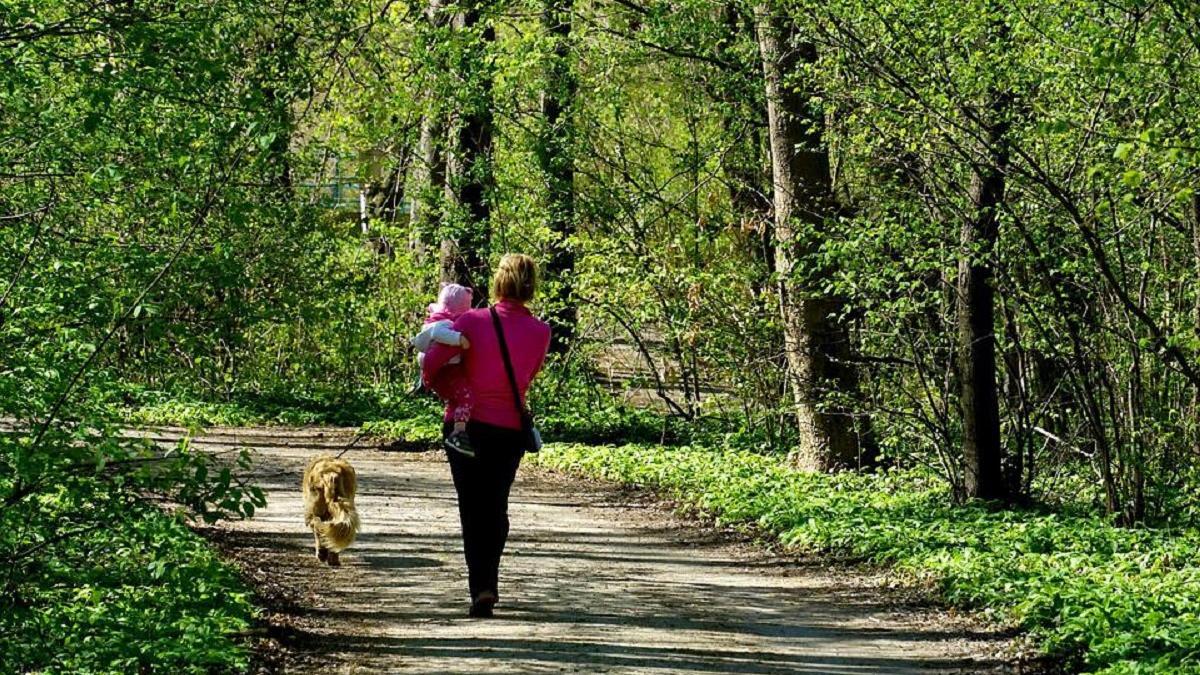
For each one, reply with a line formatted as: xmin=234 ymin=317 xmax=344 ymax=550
xmin=429 ymin=283 xmax=473 ymax=318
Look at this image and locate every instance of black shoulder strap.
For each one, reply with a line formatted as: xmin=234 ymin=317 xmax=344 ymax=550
xmin=490 ymin=306 xmax=527 ymax=420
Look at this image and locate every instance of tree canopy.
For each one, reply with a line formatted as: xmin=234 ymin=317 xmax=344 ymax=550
xmin=5 ymin=0 xmax=1200 ymax=671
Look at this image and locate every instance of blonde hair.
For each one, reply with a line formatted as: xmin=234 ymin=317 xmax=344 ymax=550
xmin=491 ymin=253 xmax=539 ymax=304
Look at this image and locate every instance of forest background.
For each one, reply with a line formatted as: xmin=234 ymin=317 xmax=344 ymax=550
xmin=4 ymin=0 xmax=1200 ymax=673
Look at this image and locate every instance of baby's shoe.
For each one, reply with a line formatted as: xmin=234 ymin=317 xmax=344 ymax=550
xmin=445 ymin=430 xmax=475 ymax=458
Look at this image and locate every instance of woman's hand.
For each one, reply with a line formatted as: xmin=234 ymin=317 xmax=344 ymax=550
xmin=459 ymin=335 xmax=471 ymax=350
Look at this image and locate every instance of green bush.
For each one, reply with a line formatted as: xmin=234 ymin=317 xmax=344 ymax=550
xmin=3 ymin=405 xmax=266 ymax=674
xmin=121 ymin=386 xmax=434 ymax=429
xmin=360 ymin=413 xmax=443 ymax=445
xmin=0 ymin=495 xmax=254 ymax=674
xmin=530 ymin=443 xmax=1200 ymax=675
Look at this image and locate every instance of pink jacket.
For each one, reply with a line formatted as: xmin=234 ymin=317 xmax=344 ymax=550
xmin=423 ymin=300 xmax=552 ymax=430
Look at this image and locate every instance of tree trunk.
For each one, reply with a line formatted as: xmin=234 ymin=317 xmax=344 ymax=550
xmin=441 ymin=2 xmax=494 ymax=304
xmin=957 ymin=91 xmax=1011 ymax=502
xmin=411 ymin=0 xmax=451 ymax=260
xmin=413 ymin=113 xmax=446 ymax=234
xmin=260 ymin=34 xmax=297 ymax=193
xmin=538 ymin=0 xmax=577 ymax=353
xmin=1192 ymin=190 xmax=1200 ymax=457
xmin=754 ymin=4 xmax=873 ymax=471
xmin=368 ymin=147 xmax=411 ymax=226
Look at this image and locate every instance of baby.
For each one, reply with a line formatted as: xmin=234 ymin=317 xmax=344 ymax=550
xmin=411 ymin=283 xmax=475 ymax=457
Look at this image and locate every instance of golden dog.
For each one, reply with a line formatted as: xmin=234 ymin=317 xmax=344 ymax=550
xmin=302 ymin=455 xmax=360 ymax=566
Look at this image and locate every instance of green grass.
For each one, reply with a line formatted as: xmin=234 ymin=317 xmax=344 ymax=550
xmin=360 ymin=414 xmax=443 ymax=444
xmin=529 ymin=443 xmax=1200 ymax=675
xmin=1 ymin=495 xmax=254 ymax=674
xmin=120 ymin=386 xmax=677 ymax=448
xmin=120 ymin=386 xmax=437 ymax=429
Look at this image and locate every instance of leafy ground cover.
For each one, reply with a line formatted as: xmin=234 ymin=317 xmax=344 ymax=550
xmin=529 ymin=443 xmax=1200 ymax=675
xmin=121 ymin=386 xmax=425 ymax=428
xmin=0 ymin=494 xmax=254 ymax=674
xmin=4 ymin=393 xmax=268 ymax=673
xmin=121 ymin=384 xmax=679 ymax=448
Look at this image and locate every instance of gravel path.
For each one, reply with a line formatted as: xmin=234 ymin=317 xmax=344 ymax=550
xmin=162 ymin=427 xmax=1027 ymax=674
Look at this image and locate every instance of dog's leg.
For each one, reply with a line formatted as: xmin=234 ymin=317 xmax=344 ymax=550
xmin=314 ymin=532 xmax=329 ymax=563
xmin=327 ymin=550 xmax=341 ymax=567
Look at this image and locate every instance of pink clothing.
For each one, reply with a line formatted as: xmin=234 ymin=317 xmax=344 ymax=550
xmin=415 ymin=297 xmax=471 ymax=418
xmin=423 ymin=300 xmax=551 ymax=430
xmin=430 ymin=283 xmax=473 ymax=317
xmin=428 ymin=366 xmax=472 ymax=424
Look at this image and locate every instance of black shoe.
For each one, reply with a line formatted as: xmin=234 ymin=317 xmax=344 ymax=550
xmin=469 ymin=592 xmax=497 ymax=618
xmin=445 ymin=431 xmax=475 ymax=458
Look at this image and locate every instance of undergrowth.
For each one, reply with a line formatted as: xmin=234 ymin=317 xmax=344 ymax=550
xmin=120 ymin=385 xmax=432 ymax=429
xmin=529 ymin=443 xmax=1200 ymax=675
xmin=0 ymin=494 xmax=254 ymax=674
xmin=120 ymin=383 xmax=685 ymax=448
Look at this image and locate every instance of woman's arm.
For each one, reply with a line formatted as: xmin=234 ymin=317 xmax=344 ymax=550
xmin=527 ymin=326 xmax=552 ymax=383
xmin=422 ymin=341 xmax=462 ymax=384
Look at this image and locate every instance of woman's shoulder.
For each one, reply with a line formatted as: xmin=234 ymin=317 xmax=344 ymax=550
xmin=512 ymin=307 xmax=550 ymax=333
xmin=448 ymin=307 xmax=480 ymax=333
xmin=453 ymin=307 xmax=487 ymax=324
xmin=526 ymin=314 xmax=552 ymax=348
xmin=460 ymin=304 xmax=548 ymax=333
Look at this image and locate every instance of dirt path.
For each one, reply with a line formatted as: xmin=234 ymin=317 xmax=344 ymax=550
xmin=161 ymin=427 xmax=1028 ymax=674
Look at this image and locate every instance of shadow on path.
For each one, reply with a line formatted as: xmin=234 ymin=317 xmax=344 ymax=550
xmin=190 ymin=431 xmax=1025 ymax=675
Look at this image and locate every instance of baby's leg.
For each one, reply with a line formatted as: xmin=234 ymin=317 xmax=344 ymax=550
xmin=450 ymin=379 xmax=472 ymax=434
xmin=443 ymin=373 xmax=476 ymax=456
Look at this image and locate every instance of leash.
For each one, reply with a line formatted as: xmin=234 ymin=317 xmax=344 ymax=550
xmin=334 ymin=430 xmax=369 ymax=459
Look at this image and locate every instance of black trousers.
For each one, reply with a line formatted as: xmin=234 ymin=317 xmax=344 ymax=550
xmin=444 ymin=420 xmax=525 ymax=600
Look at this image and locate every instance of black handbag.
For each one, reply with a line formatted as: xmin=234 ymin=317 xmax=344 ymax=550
xmin=490 ymin=306 xmax=543 ymax=453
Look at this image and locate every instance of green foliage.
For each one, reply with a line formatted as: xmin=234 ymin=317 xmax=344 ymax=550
xmin=122 ymin=386 xmax=428 ymax=428
xmin=803 ymin=0 xmax=1200 ymax=511
xmin=0 ymin=414 xmax=265 ymax=672
xmin=532 ymin=443 xmax=1200 ymax=674
xmin=1 ymin=1 xmax=353 ymax=671
xmin=360 ymin=415 xmax=444 ymax=445
xmin=0 ymin=482 xmax=255 ymax=674
xmin=8 ymin=0 xmax=1200 ymax=671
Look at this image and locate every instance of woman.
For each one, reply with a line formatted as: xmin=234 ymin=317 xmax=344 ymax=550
xmin=421 ymin=254 xmax=552 ymax=618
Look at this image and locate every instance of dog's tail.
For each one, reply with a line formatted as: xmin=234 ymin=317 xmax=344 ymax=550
xmin=314 ymin=471 xmax=359 ymax=552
